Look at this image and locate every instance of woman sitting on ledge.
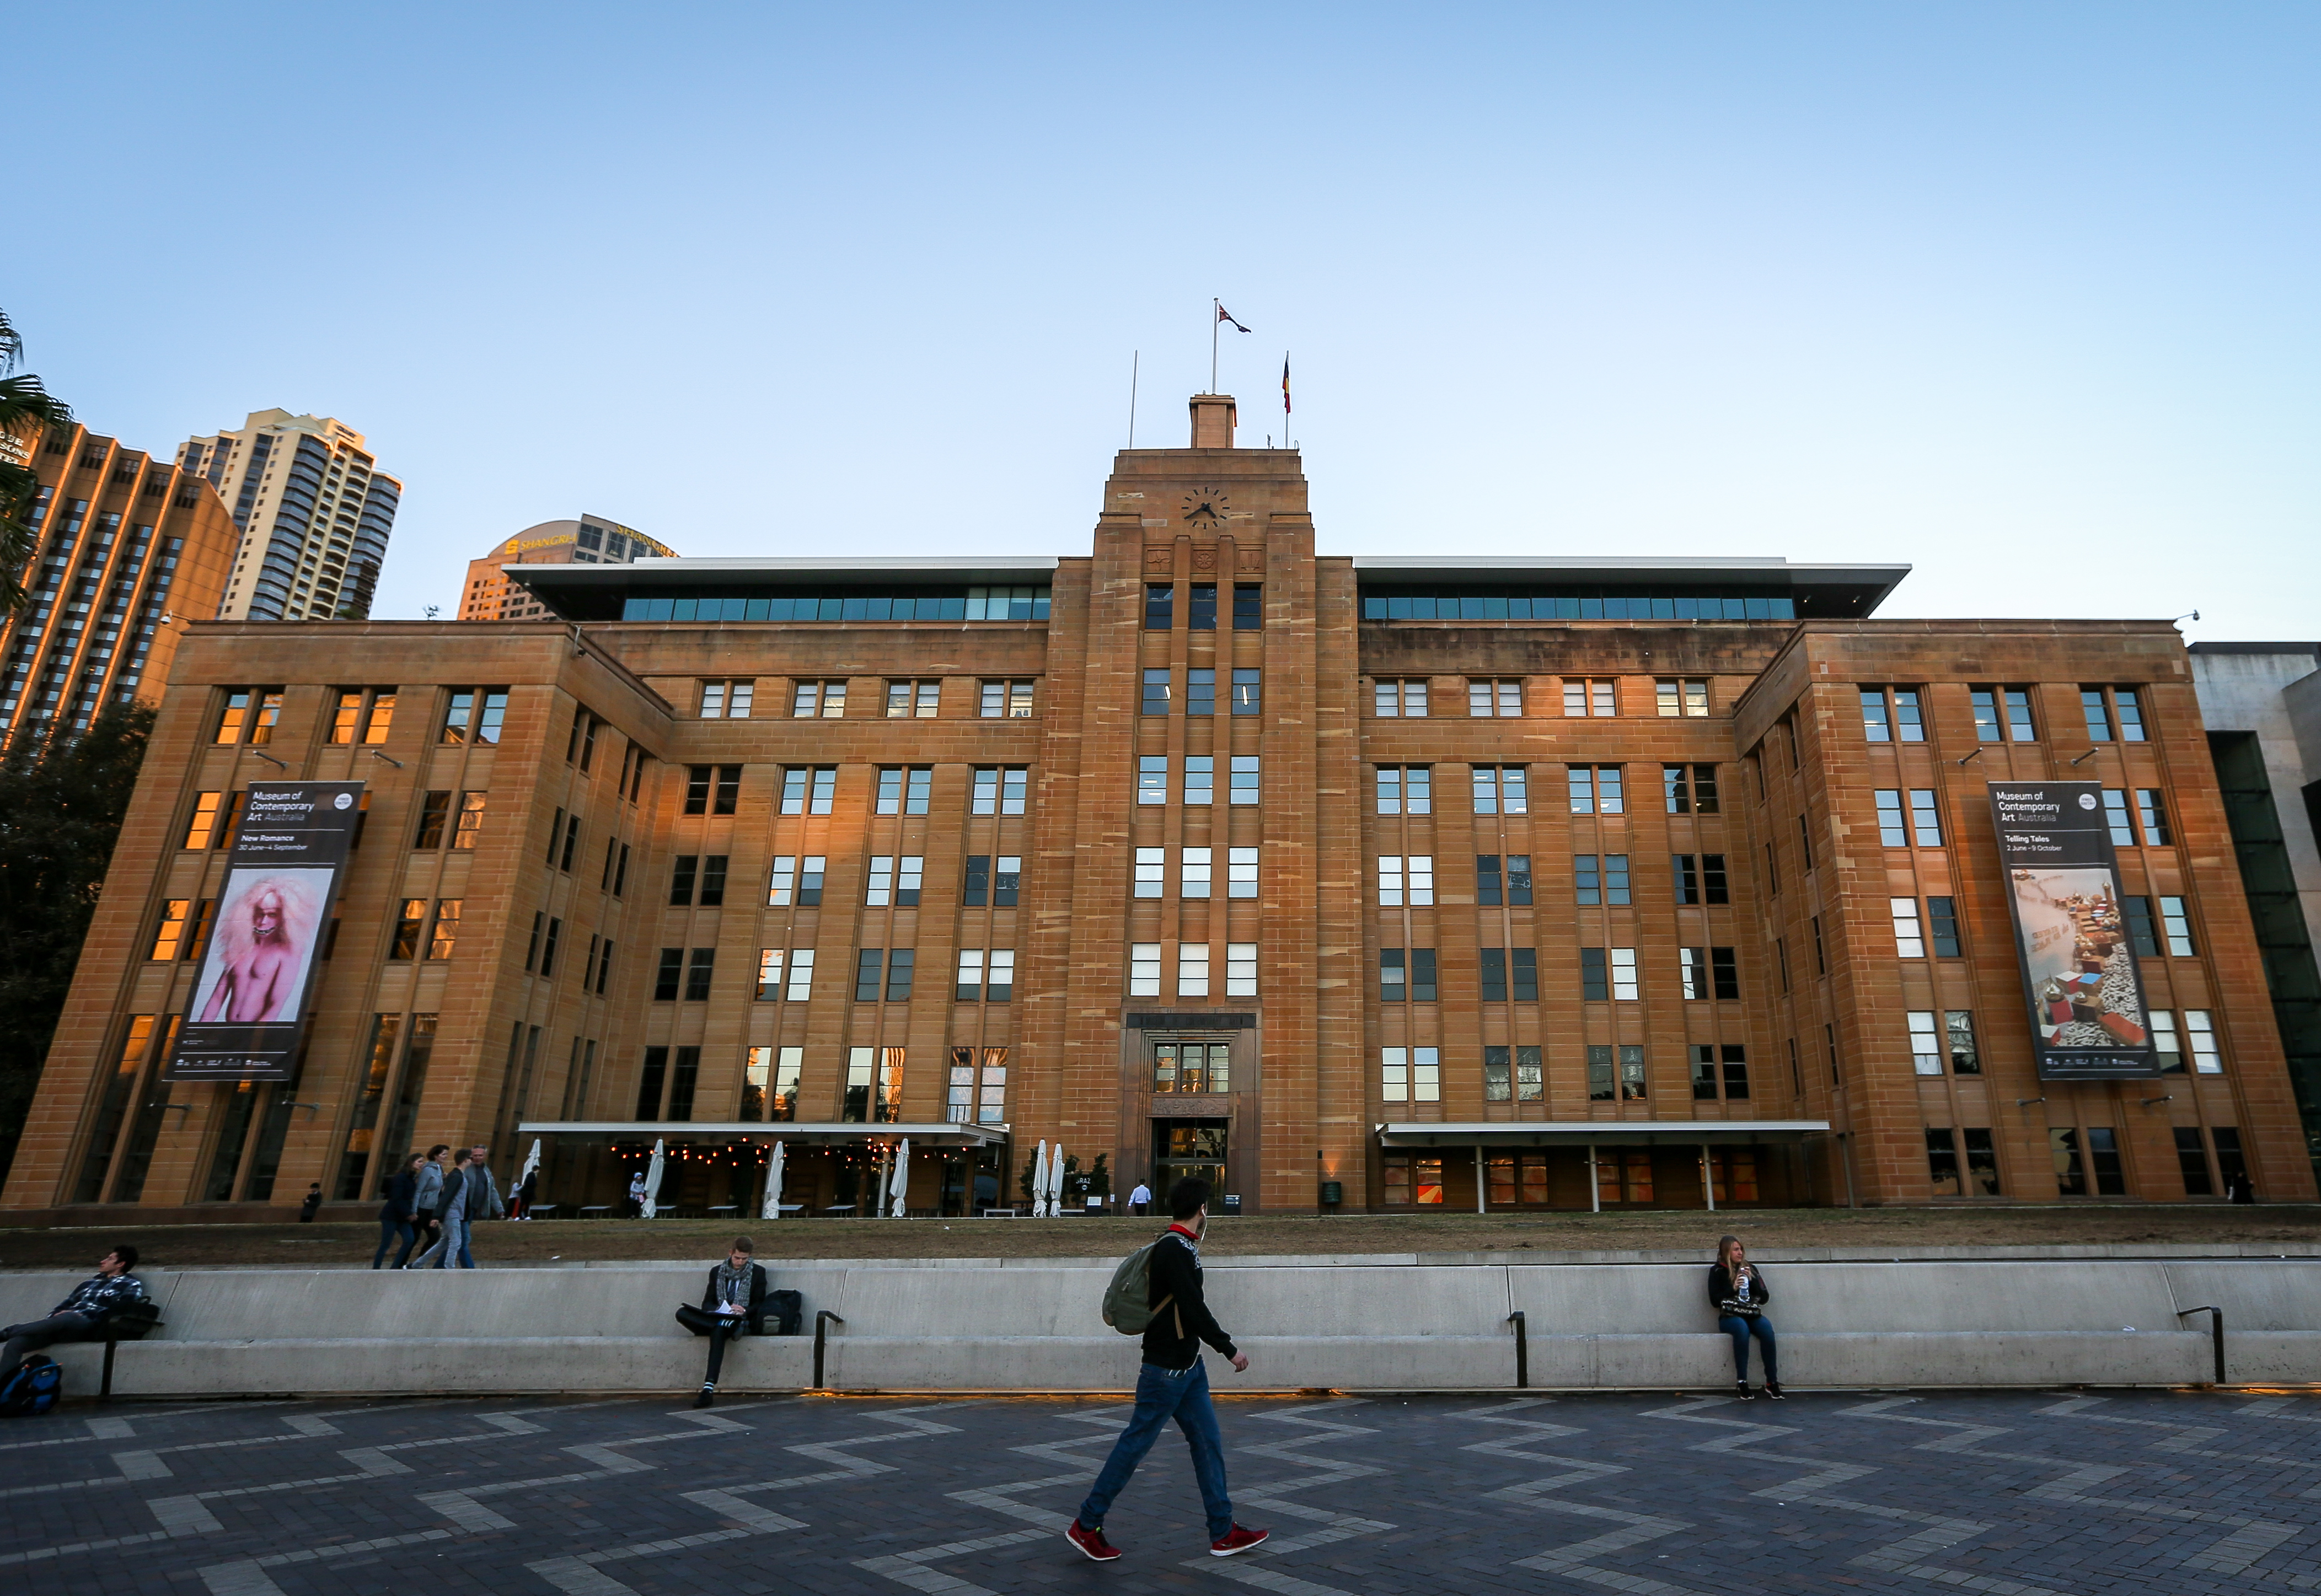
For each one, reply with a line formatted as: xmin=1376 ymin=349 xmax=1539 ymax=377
xmin=1708 ymin=1235 xmax=1782 ymax=1400
xmin=677 ymin=1237 xmax=768 ymax=1408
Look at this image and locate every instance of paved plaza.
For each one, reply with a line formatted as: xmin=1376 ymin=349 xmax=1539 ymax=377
xmin=3 ymin=1385 xmax=2318 ymax=1595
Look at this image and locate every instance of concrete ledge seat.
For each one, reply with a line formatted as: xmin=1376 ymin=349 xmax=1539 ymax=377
xmin=44 ymin=1335 xmax=813 ymax=1396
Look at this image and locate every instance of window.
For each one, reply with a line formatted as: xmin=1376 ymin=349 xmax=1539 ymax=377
xmin=1927 ymin=896 xmax=1961 ymax=957
xmin=215 ymin=689 xmax=250 ymax=744
xmin=1232 ymin=584 xmax=1263 ymax=628
xmin=948 ymin=1046 xmax=1009 ymax=1125
xmin=1874 ymin=789 xmax=1907 ymax=846
xmin=1909 ymin=1010 xmax=1943 ymax=1074
xmin=653 ymin=948 xmax=682 ymax=1000
xmin=390 ymin=899 xmax=426 ymax=960
xmin=681 ymin=765 xmax=741 ymax=815
xmin=1573 ymin=854 xmax=1629 ymax=905
xmin=1227 ymin=847 xmax=1258 ymax=900
xmin=149 ymin=900 xmax=190 ymax=960
xmin=1375 ymin=679 xmax=1428 ymax=717
xmin=1901 ymin=789 xmax=1941 ymax=846
xmin=1177 ymin=942 xmax=1210 ymax=997
xmin=1692 ymin=1044 xmax=1748 ymax=1099
xmin=1134 ymin=847 xmax=1165 ymax=899
xmin=1488 ymin=1046 xmax=1543 ymax=1102
xmin=979 ymin=679 xmax=1034 ymax=719
xmin=1972 ymin=686 xmax=2037 ymax=743
xmin=765 ymin=855 xmax=826 ymax=906
xmin=1568 ymin=765 xmax=1623 ymax=813
xmin=1225 ymin=943 xmax=1257 ymax=996
xmin=1946 ymin=1011 xmax=1980 ymax=1073
xmin=1813 ymin=916 xmax=1827 ymax=974
xmin=971 ymin=766 xmax=1027 ymax=815
xmin=1154 ymin=1042 xmax=1231 ymax=1094
xmin=1181 ymin=847 xmax=1212 ymax=899
xmin=2125 ymin=896 xmax=2160 ymax=956
xmin=784 ymin=949 xmax=814 ymax=1000
xmin=1377 ymin=766 xmax=1432 ymax=814
xmin=2115 ymin=687 xmax=2146 ymax=741
xmin=1932 ymin=1128 xmax=2003 ymax=1196
xmin=2135 ymin=789 xmax=2170 ymax=846
xmin=855 ymin=950 xmax=884 ymax=1002
xmin=670 ymin=854 xmax=699 ymax=905
xmin=756 ymin=949 xmax=785 ymax=1000
xmin=1230 ymin=755 xmax=1259 ymax=805
xmin=414 ymin=791 xmax=451 ymax=849
xmin=1380 ymin=1047 xmax=1440 ymax=1104
xmin=1187 ymin=583 xmax=1216 ymax=630
xmin=1892 ymin=898 xmax=1926 ymax=957
xmin=1671 ymin=853 xmax=1729 ymax=905
xmin=699 ymin=679 xmax=754 ymax=717
xmin=1477 ymin=855 xmax=1501 ymax=905
xmin=1141 ymin=669 xmax=1171 ymax=715
xmin=684 ymin=948 xmax=714 ymax=1000
xmin=330 ymin=691 xmax=362 ymax=744
xmin=2173 ymin=1126 xmax=2212 ymax=1196
xmin=1477 ymin=948 xmax=1539 ymax=1003
xmin=636 ymin=1047 xmax=668 ymax=1120
xmin=1377 ymin=855 xmax=1433 ymax=905
xmin=1663 ymin=763 xmax=1719 ymax=814
xmin=1580 ymin=948 xmax=1636 ymax=1000
xmin=1861 ymin=686 xmax=1925 ymax=742
xmin=1144 ymin=583 xmax=1174 ymax=630
xmin=1380 ymin=948 xmax=1406 ymax=1002
xmin=561 ymin=813 xmax=582 ymax=871
xmin=1469 ymin=679 xmax=1524 ymax=716
xmin=427 ymin=900 xmax=461 ymax=960
xmin=2185 ymin=1009 xmax=2221 ymax=1073
xmin=883 ymin=949 xmax=915 ymax=1002
xmin=886 ymin=679 xmax=942 ymax=718
xmin=2159 ymin=895 xmax=2194 ymax=955
xmin=1138 ymin=755 xmax=1168 ymax=805
xmin=875 ymin=766 xmax=932 ymax=815
xmin=1185 ymin=669 xmax=1215 ymax=716
xmin=1677 ymin=947 xmax=1739 ymax=1001
xmin=442 ymin=689 xmax=508 ymax=745
xmin=2102 ymin=788 xmax=2135 ymax=847
xmin=1563 ymin=679 xmax=1616 ymax=716
xmin=1231 ymin=669 xmax=1260 ymax=716
xmin=2084 ymin=686 xmax=2147 ymax=741
xmin=1183 ymin=755 xmax=1214 ymax=805
xmin=1799 ymin=814 xmax=1815 ymax=869
xmin=1484 ymin=1049 xmax=1511 ymax=1102
xmin=183 ymin=791 xmax=224 ymax=850
xmin=1129 ymin=943 xmax=1161 ymax=997
xmin=2080 ymin=687 xmax=2113 ymax=741
xmin=1927 ymin=1129 xmax=1960 ymax=1195
xmin=1585 ymin=1045 xmax=1647 ymax=1104
xmin=452 ymin=792 xmax=486 ymax=849
xmin=749 ymin=1046 xmax=803 ymax=1123
xmin=1472 ymin=765 xmax=1527 ymax=814
xmin=1656 ymin=679 xmax=1709 ymax=717
xmin=843 ymin=1047 xmax=905 ymax=1124
xmin=593 ymin=941 xmax=613 ymax=995
xmin=792 ymin=680 xmax=847 ymax=718
xmin=865 ymin=855 xmax=923 ymax=907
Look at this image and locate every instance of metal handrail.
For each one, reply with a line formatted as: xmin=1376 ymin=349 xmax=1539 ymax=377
xmin=812 ymin=1310 xmax=847 ymax=1391
xmin=2176 ymin=1305 xmax=2226 ymax=1385
xmin=1507 ymin=1310 xmax=1528 ymax=1389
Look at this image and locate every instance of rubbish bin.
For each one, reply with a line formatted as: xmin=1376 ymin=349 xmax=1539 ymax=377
xmin=1319 ymin=1180 xmax=1343 ymax=1208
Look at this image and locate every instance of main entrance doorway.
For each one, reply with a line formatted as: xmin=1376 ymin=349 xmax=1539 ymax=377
xmin=1154 ymin=1121 xmax=1227 ymax=1197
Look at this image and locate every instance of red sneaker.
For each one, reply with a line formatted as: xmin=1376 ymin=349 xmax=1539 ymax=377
xmin=1066 ymin=1520 xmax=1122 ymax=1562
xmin=1209 ymin=1525 xmax=1270 ymax=1557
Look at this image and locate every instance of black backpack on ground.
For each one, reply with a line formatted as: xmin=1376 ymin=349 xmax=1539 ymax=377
xmin=0 ymin=1356 xmax=62 ymax=1417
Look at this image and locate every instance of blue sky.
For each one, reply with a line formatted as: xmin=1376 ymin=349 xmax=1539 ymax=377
xmin=8 ymin=3 xmax=2315 ymax=636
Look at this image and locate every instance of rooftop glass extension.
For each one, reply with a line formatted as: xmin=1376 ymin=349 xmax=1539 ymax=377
xmin=1363 ymin=592 xmax=1797 ymax=621
xmin=620 ymin=585 xmax=1049 ymax=623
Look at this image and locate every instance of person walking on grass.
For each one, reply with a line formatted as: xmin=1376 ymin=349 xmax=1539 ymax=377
xmin=1710 ymin=1234 xmax=1782 ymax=1400
xmin=1065 ymin=1177 xmax=1267 ymax=1564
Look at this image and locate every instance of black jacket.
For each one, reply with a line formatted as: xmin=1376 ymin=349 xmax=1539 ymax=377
xmin=1708 ymin=1262 xmax=1770 ymax=1319
xmin=1142 ymin=1228 xmax=1236 ymax=1369
xmin=701 ymin=1263 xmax=769 ymax=1334
xmin=380 ymin=1170 xmax=418 ymax=1222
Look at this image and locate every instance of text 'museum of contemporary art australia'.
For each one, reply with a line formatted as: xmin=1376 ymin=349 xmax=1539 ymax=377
xmin=2 ymin=391 xmax=2309 ymax=1220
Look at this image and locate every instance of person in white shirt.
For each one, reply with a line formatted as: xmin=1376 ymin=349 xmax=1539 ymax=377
xmin=1128 ymin=1182 xmax=1153 ymax=1217
xmin=629 ymin=1170 xmax=649 ymax=1217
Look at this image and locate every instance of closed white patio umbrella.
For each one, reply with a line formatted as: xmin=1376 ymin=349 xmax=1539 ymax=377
xmin=888 ymin=1138 xmax=911 ymax=1218
xmin=1048 ymin=1142 xmax=1068 ymax=1217
xmin=640 ymin=1137 xmax=666 ymax=1220
xmin=760 ymin=1141 xmax=785 ymax=1220
xmin=1031 ymin=1141 xmax=1049 ymax=1217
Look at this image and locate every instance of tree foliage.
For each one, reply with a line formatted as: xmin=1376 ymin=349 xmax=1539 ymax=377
xmin=0 ymin=705 xmax=156 ymax=1181
xmin=0 ymin=305 xmax=76 ymax=612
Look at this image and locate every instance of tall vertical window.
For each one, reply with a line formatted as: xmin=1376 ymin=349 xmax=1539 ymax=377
xmin=1177 ymin=942 xmax=1210 ymax=997
xmin=1375 ymin=679 xmax=1428 ymax=717
xmin=1945 ymin=1011 xmax=1980 ymax=1073
xmin=979 ymin=680 xmax=1034 ymax=718
xmin=1376 ymin=766 xmax=1432 ymax=814
xmin=183 ymin=791 xmax=226 ymax=850
xmin=1231 ymin=669 xmax=1260 ymax=716
xmin=1180 ymin=847 xmax=1213 ymax=899
xmin=1568 ymin=765 xmax=1623 ymax=813
xmin=2115 ymin=687 xmax=2146 ymax=741
xmin=1134 ymin=847 xmax=1165 ymax=899
xmin=792 ymin=680 xmax=847 ymax=718
xmin=1908 ymin=1011 xmax=1943 ymax=1074
xmin=1380 ymin=1047 xmax=1440 ymax=1103
xmin=2082 ymin=685 xmax=2147 ymax=743
xmin=1655 ymin=679 xmax=1709 ymax=717
xmin=1892 ymin=898 xmax=1926 ymax=956
xmin=1874 ymin=789 xmax=1907 ymax=846
xmin=427 ymin=900 xmax=462 ymax=959
xmin=1861 ymin=687 xmax=1893 ymax=741
xmin=1225 ymin=943 xmax=1257 ymax=996
xmin=1188 ymin=583 xmax=1216 ymax=631
xmin=1563 ymin=679 xmax=1616 ymax=716
xmin=2185 ymin=1011 xmax=2221 ymax=1073
xmin=1468 ymin=679 xmax=1524 ymax=716
xmin=1230 ymin=756 xmax=1259 ymax=804
xmin=442 ymin=688 xmax=508 ymax=744
xmin=1909 ymin=789 xmax=1943 ymax=846
xmin=683 ymin=947 xmax=712 ymax=999
xmin=1227 ymin=847 xmax=1258 ymax=899
xmin=2135 ymin=789 xmax=2170 ymax=845
xmin=452 ymin=792 xmax=486 ymax=848
xmin=1471 ymin=765 xmax=1527 ymax=814
xmin=1927 ymin=896 xmax=1961 ymax=956
xmin=2159 ymin=896 xmax=2195 ymax=956
xmin=1141 ymin=669 xmax=1171 ymax=714
xmin=1145 ymin=584 xmax=1175 ymax=629
xmin=948 ymin=1046 xmax=1008 ymax=1125
xmin=1138 ymin=755 xmax=1168 ymax=804
xmin=887 ymin=679 xmax=942 ymax=718
xmin=1185 ymin=669 xmax=1216 ymax=716
xmin=1231 ymin=583 xmax=1262 ymax=628
xmin=1183 ymin=755 xmax=1214 ymax=804
xmin=1129 ymin=943 xmax=1162 ymax=997
xmin=1690 ymin=1044 xmax=1749 ymax=1100
xmin=2101 ymin=789 xmax=2135 ymax=847
xmin=843 ymin=1047 xmax=905 ymax=1124
xmin=1972 ymin=685 xmax=2038 ymax=742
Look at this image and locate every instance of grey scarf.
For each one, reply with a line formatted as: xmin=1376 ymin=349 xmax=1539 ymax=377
xmin=712 ymin=1260 xmax=753 ymax=1308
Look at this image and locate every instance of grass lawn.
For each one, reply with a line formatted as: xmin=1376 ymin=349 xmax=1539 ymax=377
xmin=2 ymin=1203 xmax=2314 ymax=1270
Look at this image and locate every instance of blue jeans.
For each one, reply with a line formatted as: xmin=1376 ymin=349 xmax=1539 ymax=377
xmin=1720 ymin=1314 xmax=1777 ymax=1383
xmin=1078 ymin=1359 xmax=1234 ymax=1540
xmin=374 ymin=1215 xmax=416 ymax=1269
xmin=415 ymin=1209 xmax=471 ymax=1269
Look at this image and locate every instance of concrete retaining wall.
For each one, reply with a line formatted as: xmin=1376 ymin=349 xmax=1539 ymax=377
xmin=5 ymin=1255 xmax=2313 ymax=1397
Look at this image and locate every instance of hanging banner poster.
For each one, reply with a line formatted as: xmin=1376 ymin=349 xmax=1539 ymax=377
xmin=165 ymin=781 xmax=365 ymax=1082
xmin=1987 ymin=780 xmax=2160 ymax=1080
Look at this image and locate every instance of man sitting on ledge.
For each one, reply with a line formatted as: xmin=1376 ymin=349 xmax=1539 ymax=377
xmin=2 ymin=1245 xmax=148 ymax=1369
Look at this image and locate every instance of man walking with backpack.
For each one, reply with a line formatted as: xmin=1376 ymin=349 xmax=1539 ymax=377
xmin=411 ymin=1144 xmax=504 ymax=1269
xmin=1066 ymin=1177 xmax=1266 ymax=1563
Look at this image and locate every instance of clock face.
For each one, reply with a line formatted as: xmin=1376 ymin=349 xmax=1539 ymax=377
xmin=1182 ymin=487 xmax=1229 ymax=528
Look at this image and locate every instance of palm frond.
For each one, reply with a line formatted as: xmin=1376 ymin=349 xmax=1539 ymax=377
xmin=0 ymin=374 xmax=71 ymax=440
xmin=0 ymin=307 xmax=20 ymax=377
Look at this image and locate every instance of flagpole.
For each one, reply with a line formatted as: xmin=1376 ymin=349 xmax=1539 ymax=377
xmin=1210 ymin=299 xmax=1219 ymax=393
xmin=1128 ymin=351 xmax=1138 ymax=448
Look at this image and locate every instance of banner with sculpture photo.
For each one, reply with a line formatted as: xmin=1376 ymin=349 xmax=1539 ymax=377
xmin=1987 ymin=780 xmax=2160 ymax=1080
xmin=165 ymin=781 xmax=365 ymax=1082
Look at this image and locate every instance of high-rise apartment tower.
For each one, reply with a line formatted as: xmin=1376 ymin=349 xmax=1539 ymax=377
xmin=179 ymin=410 xmax=400 ymax=622
xmin=460 ymin=517 xmax=674 ymax=621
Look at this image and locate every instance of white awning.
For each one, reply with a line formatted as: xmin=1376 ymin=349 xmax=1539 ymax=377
xmin=517 ymin=1120 xmax=1010 ymax=1148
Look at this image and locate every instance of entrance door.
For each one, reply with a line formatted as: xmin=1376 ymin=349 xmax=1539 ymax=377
xmin=1154 ymin=1121 xmax=1227 ymax=1197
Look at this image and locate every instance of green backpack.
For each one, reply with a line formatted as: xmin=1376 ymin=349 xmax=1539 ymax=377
xmin=1101 ymin=1237 xmax=1177 ymax=1336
